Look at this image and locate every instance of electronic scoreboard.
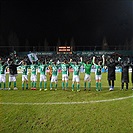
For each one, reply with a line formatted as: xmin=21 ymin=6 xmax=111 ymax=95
xmin=57 ymin=46 xmax=72 ymax=54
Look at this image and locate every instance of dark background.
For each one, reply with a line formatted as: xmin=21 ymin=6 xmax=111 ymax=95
xmin=1 ymin=0 xmax=133 ymax=48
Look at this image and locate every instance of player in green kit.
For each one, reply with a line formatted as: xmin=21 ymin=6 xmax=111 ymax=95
xmin=60 ymin=60 xmax=70 ymax=90
xmin=30 ymin=61 xmax=38 ymax=90
xmin=93 ymin=55 xmax=105 ymax=91
xmin=70 ymin=57 xmax=82 ymax=92
xmin=38 ymin=60 xmax=49 ymax=91
xmin=49 ymin=61 xmax=60 ymax=91
xmin=20 ymin=60 xmax=30 ymax=90
xmin=0 ymin=61 xmax=8 ymax=90
xmin=83 ymin=58 xmax=93 ymax=91
xmin=7 ymin=58 xmax=22 ymax=90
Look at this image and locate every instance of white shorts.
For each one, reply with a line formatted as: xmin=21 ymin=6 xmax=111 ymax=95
xmin=51 ymin=75 xmax=58 ymax=82
xmin=62 ymin=74 xmax=68 ymax=81
xmin=30 ymin=75 xmax=37 ymax=82
xmin=72 ymin=75 xmax=80 ymax=82
xmin=40 ymin=75 xmax=47 ymax=82
xmin=0 ymin=74 xmax=6 ymax=82
xmin=9 ymin=74 xmax=17 ymax=82
xmin=84 ymin=74 xmax=91 ymax=81
xmin=22 ymin=75 xmax=28 ymax=81
xmin=95 ymin=75 xmax=102 ymax=80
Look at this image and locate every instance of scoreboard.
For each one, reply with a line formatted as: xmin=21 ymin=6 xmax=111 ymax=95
xmin=57 ymin=46 xmax=72 ymax=54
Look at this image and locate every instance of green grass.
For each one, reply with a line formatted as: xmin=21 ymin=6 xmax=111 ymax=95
xmin=0 ymin=72 xmax=133 ymax=133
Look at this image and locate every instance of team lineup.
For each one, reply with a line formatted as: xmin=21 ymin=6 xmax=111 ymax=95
xmin=0 ymin=55 xmax=133 ymax=91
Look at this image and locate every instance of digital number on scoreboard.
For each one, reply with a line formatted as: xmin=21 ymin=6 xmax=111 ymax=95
xmin=57 ymin=46 xmax=72 ymax=54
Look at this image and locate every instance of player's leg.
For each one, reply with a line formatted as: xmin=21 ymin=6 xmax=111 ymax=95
xmin=0 ymin=76 xmax=1 ymax=89
xmin=13 ymin=75 xmax=18 ymax=90
xmin=0 ymin=75 xmax=2 ymax=89
xmin=95 ymin=75 xmax=99 ymax=91
xmin=26 ymin=80 xmax=28 ymax=90
xmin=39 ymin=75 xmax=43 ymax=91
xmin=30 ymin=75 xmax=36 ymax=90
xmin=98 ymin=75 xmax=102 ymax=91
xmin=126 ymin=82 xmax=128 ymax=90
xmin=84 ymin=74 xmax=87 ymax=90
xmin=33 ymin=75 xmax=37 ymax=89
xmin=84 ymin=81 xmax=86 ymax=91
xmin=111 ymin=80 xmax=114 ymax=90
xmin=8 ymin=75 xmax=12 ymax=90
xmin=108 ymin=80 xmax=111 ymax=90
xmin=121 ymin=82 xmax=124 ymax=90
xmin=54 ymin=76 xmax=58 ymax=90
xmin=72 ymin=76 xmax=75 ymax=91
xmin=65 ymin=80 xmax=68 ymax=90
xmin=44 ymin=75 xmax=47 ymax=91
xmin=62 ymin=75 xmax=65 ymax=90
xmin=30 ymin=75 xmax=34 ymax=89
xmin=2 ymin=75 xmax=6 ymax=89
xmin=25 ymin=75 xmax=29 ymax=90
xmin=88 ymin=75 xmax=91 ymax=90
xmin=65 ymin=75 xmax=68 ymax=90
xmin=22 ymin=75 xmax=25 ymax=90
xmin=22 ymin=81 xmax=25 ymax=90
xmin=0 ymin=75 xmax=6 ymax=89
xmin=76 ymin=76 xmax=80 ymax=92
xmin=50 ymin=76 xmax=54 ymax=90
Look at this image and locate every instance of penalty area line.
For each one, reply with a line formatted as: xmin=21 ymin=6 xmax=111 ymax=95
xmin=0 ymin=95 xmax=133 ymax=105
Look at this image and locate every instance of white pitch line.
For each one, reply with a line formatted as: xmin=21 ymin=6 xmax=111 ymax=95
xmin=0 ymin=95 xmax=133 ymax=105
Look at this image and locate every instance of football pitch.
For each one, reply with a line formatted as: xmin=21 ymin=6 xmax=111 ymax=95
xmin=0 ymin=72 xmax=133 ymax=133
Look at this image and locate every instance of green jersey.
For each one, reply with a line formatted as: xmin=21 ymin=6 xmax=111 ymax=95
xmin=0 ymin=64 xmax=7 ymax=74
xmin=61 ymin=63 xmax=69 ymax=75
xmin=95 ymin=64 xmax=103 ymax=75
xmin=70 ymin=63 xmax=82 ymax=76
xmin=21 ymin=65 xmax=29 ymax=75
xmin=39 ymin=64 xmax=48 ymax=75
xmin=30 ymin=64 xmax=38 ymax=75
xmin=83 ymin=63 xmax=92 ymax=75
xmin=50 ymin=64 xmax=59 ymax=76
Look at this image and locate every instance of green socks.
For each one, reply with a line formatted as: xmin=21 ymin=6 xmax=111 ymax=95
xmin=31 ymin=82 xmax=34 ymax=88
xmin=55 ymin=83 xmax=57 ymax=88
xmin=77 ymin=84 xmax=80 ymax=90
xmin=50 ymin=83 xmax=52 ymax=88
xmin=66 ymin=82 xmax=68 ymax=89
xmin=44 ymin=82 xmax=47 ymax=89
xmin=14 ymin=82 xmax=16 ymax=87
xmin=96 ymin=82 xmax=102 ymax=91
xmin=22 ymin=83 xmax=24 ymax=88
xmin=8 ymin=82 xmax=11 ymax=88
xmin=96 ymin=82 xmax=98 ymax=90
xmin=62 ymin=82 xmax=65 ymax=89
xmin=62 ymin=82 xmax=68 ymax=89
xmin=99 ymin=82 xmax=102 ymax=90
xmin=88 ymin=82 xmax=91 ymax=89
xmin=40 ymin=81 xmax=42 ymax=88
xmin=84 ymin=82 xmax=86 ymax=88
xmin=72 ymin=84 xmax=74 ymax=90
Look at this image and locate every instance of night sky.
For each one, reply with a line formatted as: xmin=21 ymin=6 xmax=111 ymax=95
xmin=1 ymin=0 xmax=133 ymax=47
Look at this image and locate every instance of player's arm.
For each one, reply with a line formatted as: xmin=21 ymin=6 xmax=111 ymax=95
xmin=16 ymin=60 xmax=23 ymax=67
xmin=6 ymin=58 xmax=10 ymax=65
xmin=93 ymin=56 xmax=96 ymax=65
xmin=117 ymin=57 xmax=122 ymax=66
xmin=79 ymin=57 xmax=83 ymax=66
xmin=102 ymin=55 xmax=105 ymax=66
xmin=80 ymin=57 xmax=83 ymax=63
xmin=69 ymin=58 xmax=74 ymax=68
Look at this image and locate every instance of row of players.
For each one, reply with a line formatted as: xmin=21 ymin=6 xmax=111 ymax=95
xmin=0 ymin=55 xmax=133 ymax=91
